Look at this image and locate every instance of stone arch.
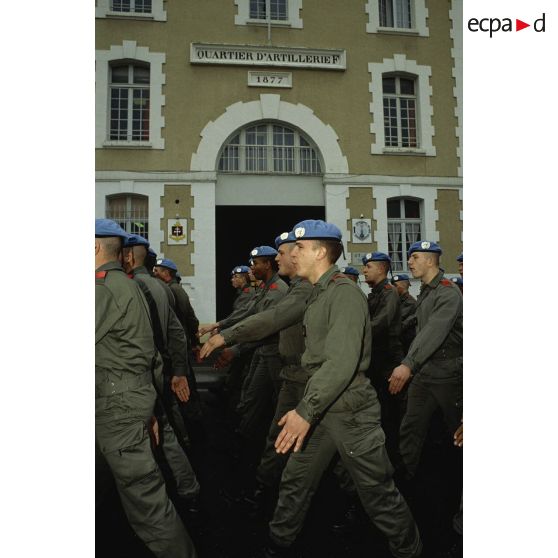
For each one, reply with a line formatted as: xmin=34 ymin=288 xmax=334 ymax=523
xmin=190 ymin=94 xmax=348 ymax=174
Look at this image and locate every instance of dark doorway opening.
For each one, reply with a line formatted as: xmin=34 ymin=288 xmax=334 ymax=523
xmin=215 ymin=205 xmax=325 ymax=319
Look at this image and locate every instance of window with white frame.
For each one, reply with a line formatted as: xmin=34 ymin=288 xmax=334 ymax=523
xmin=218 ymin=123 xmax=322 ymax=175
xmin=383 ymin=75 xmax=417 ymax=148
xmin=106 ymin=194 xmax=150 ymax=239
xmin=109 ymin=63 xmax=150 ymax=142
xmin=387 ymin=198 xmax=422 ymax=271
xmin=234 ymin=0 xmax=303 ymax=28
xmin=365 ymin=0 xmax=428 ymax=36
xmin=96 ymin=0 xmax=166 ymax=20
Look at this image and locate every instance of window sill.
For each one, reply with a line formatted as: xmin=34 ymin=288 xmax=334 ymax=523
xmin=246 ymin=19 xmax=292 ymax=28
xmin=377 ymin=27 xmax=420 ymax=36
xmin=105 ymin=11 xmax=155 ymax=20
xmin=382 ymin=147 xmax=427 ymax=156
xmin=102 ymin=141 xmax=153 ymax=149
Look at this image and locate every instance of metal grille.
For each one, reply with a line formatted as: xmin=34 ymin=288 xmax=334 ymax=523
xmin=111 ymin=0 xmax=152 ymax=13
xmin=106 ymin=195 xmax=149 ymax=240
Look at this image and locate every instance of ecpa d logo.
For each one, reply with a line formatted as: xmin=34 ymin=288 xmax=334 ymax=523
xmin=467 ymin=13 xmax=546 ymax=37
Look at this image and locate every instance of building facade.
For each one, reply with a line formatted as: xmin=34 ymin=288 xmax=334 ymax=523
xmin=96 ymin=0 xmax=463 ymax=322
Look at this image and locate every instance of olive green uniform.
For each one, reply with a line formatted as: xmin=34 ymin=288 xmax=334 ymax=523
xmin=367 ymin=280 xmax=406 ymax=463
xmin=269 ymin=266 xmax=421 ymax=558
xmin=232 ymin=285 xmax=257 ymax=312
xmin=399 ymin=292 xmax=417 ymax=354
xmin=95 ymin=261 xmax=196 ymax=558
xmin=130 ymin=266 xmax=200 ymax=500
xmin=399 ymin=270 xmax=463 ymax=478
xmin=222 ymin=276 xmax=312 ymax=488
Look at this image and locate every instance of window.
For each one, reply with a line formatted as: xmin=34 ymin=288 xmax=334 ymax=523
xmin=109 ymin=63 xmax=150 ymax=142
xmin=365 ymin=0 xmax=428 ymax=36
xmin=106 ymin=195 xmax=149 ymax=239
xmin=383 ymin=75 xmax=417 ymax=148
xmin=234 ymin=0 xmax=303 ymax=28
xmin=379 ymin=0 xmax=411 ymax=29
xmin=111 ymin=0 xmax=152 ymax=13
xmin=218 ymin=123 xmax=321 ymax=175
xmin=387 ymin=198 xmax=422 ymax=271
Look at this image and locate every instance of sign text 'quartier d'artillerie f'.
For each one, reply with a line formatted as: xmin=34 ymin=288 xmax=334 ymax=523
xmin=190 ymin=43 xmax=346 ymax=71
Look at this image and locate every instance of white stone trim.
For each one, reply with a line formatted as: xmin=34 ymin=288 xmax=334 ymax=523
xmin=234 ymin=0 xmax=303 ymax=29
xmin=371 ymin=184 xmax=439 ymax=253
xmin=368 ymin=54 xmax=435 ymax=156
xmin=324 ymin=183 xmax=350 ymax=268
xmin=449 ymin=0 xmax=463 ymax=177
xmin=365 ymin=0 xmax=429 ymax=37
xmin=191 ymin=94 xmax=348 ymax=174
xmin=95 ymin=180 xmax=166 ymax=254
xmin=96 ymin=41 xmax=166 ymax=149
xmin=96 ymin=0 xmax=167 ymax=21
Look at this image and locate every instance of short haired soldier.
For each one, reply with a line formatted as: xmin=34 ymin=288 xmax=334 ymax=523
xmin=95 ymin=219 xmax=197 ymax=558
xmin=262 ymin=220 xmax=422 ymax=558
xmin=392 ymin=274 xmax=417 ymax=354
xmin=340 ymin=266 xmax=360 ymax=283
xmin=230 ymin=265 xmax=256 ymax=312
xmin=389 ymin=241 xmax=463 ymax=482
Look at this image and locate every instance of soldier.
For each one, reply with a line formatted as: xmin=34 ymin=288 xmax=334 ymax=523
xmin=392 ymin=274 xmax=417 ymax=354
xmin=262 ymin=219 xmax=422 ymax=558
xmin=361 ymin=252 xmax=406 ymax=465
xmin=450 ymin=276 xmax=463 ymax=293
xmin=457 ymin=253 xmax=463 ymax=277
xmin=230 ymin=265 xmax=256 ymax=312
xmin=389 ymin=241 xmax=463 ymax=482
xmin=200 ymin=231 xmax=313 ymax=508
xmin=95 ymin=219 xmax=197 ymax=558
xmin=122 ymin=234 xmax=201 ymax=512
xmin=340 ymin=265 xmax=360 ymax=283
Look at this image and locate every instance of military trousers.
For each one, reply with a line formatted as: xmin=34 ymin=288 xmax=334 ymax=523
xmin=269 ymin=393 xmax=422 ymax=558
xmin=399 ymin=369 xmax=463 ymax=478
xmin=256 ymin=379 xmax=307 ymax=488
xmin=237 ymin=348 xmax=283 ymax=440
xmin=96 ymin=385 xmax=197 ymax=558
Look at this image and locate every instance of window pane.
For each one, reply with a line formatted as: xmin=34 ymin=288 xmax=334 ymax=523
xmin=250 ymin=0 xmax=266 ymax=19
xmin=400 ymin=78 xmax=415 ymax=95
xmin=382 ymin=77 xmax=396 ymax=94
xmin=110 ymin=65 xmax=129 ymax=84
xmin=387 ymin=199 xmax=401 ymax=218
xmin=134 ymin=0 xmax=152 ymax=13
xmin=133 ymin=65 xmax=150 ymax=84
xmin=109 ymin=87 xmax=128 ymax=140
xmin=106 ymin=195 xmax=149 ymax=240
xmin=111 ymin=0 xmax=131 ymax=12
xmin=388 ymin=222 xmax=403 ymax=269
xmin=395 ymin=0 xmax=412 ymax=28
xmin=271 ymin=0 xmax=288 ymax=20
xmin=404 ymin=199 xmax=420 ymax=218
xmin=379 ymin=0 xmax=394 ymax=27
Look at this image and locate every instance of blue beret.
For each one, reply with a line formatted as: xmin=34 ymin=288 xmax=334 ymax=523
xmin=95 ymin=218 xmax=129 ymax=239
xmin=155 ymin=258 xmax=178 ymax=272
xmin=362 ymin=251 xmax=391 ymax=265
xmin=147 ymin=247 xmax=157 ymax=258
xmin=123 ymin=234 xmax=149 ymax=248
xmin=275 ymin=231 xmax=296 ymax=248
xmin=250 ymin=246 xmax=278 ymax=258
xmin=340 ymin=266 xmax=360 ymax=277
xmin=408 ymin=240 xmax=443 ymax=257
xmin=451 ymin=276 xmax=463 ymax=286
xmin=457 ymin=253 xmax=463 ymax=262
xmin=292 ymin=220 xmax=342 ymax=241
xmin=392 ymin=274 xmax=410 ymax=282
xmin=231 ymin=265 xmax=251 ymax=275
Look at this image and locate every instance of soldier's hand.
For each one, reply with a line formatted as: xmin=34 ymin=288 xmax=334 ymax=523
xmin=275 ymin=410 xmax=310 ymax=454
xmin=171 ymin=375 xmax=190 ymax=402
xmin=454 ymin=419 xmax=463 ymax=447
xmin=148 ymin=416 xmax=160 ymax=447
xmin=200 ymin=334 xmax=226 ymax=359
xmin=198 ymin=323 xmax=219 ymax=337
xmin=388 ymin=364 xmax=412 ymax=394
xmin=214 ymin=347 xmax=235 ymax=369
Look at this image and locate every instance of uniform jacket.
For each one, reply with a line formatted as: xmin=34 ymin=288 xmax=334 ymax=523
xmin=295 ymin=266 xmax=373 ymax=424
xmin=399 ymin=291 xmax=417 ymax=352
xmin=402 ymin=270 xmax=463 ymax=381
xmin=366 ymin=279 xmax=404 ymax=372
xmin=168 ymin=281 xmax=200 ymax=350
xmin=232 ymin=284 xmax=256 ymax=312
xmin=130 ymin=266 xmax=188 ymax=378
xmin=222 ymin=276 xmax=312 ymax=383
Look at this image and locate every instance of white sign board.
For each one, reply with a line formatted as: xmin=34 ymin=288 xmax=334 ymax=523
xmin=351 ymin=219 xmax=373 ymax=244
xmin=248 ymin=71 xmax=292 ymax=88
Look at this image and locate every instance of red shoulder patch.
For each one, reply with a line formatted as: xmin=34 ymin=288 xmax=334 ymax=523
xmin=440 ymin=279 xmax=453 ymax=287
xmin=95 ymin=271 xmax=107 ymax=279
xmin=243 ymin=287 xmax=250 ymax=293
xmin=269 ymin=283 xmax=278 ymax=290
xmin=384 ymin=283 xmax=393 ymax=290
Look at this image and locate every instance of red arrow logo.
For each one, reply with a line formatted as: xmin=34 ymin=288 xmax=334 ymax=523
xmin=516 ymin=19 xmax=530 ymax=31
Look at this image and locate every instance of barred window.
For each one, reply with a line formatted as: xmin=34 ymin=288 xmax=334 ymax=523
xmin=250 ymin=0 xmax=288 ymax=21
xmin=111 ymin=0 xmax=152 ymax=14
xmin=379 ymin=0 xmax=411 ymax=29
xmin=105 ymin=194 xmax=149 ymax=240
xmin=109 ymin=63 xmax=150 ymax=142
xmin=383 ymin=75 xmax=417 ymax=148
xmin=387 ymin=198 xmax=422 ymax=271
xmin=218 ymin=123 xmax=321 ymax=175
